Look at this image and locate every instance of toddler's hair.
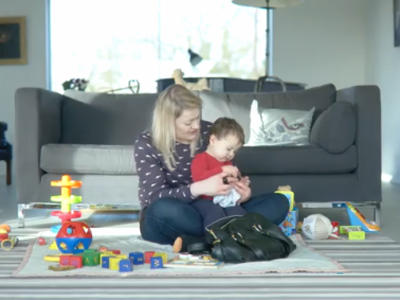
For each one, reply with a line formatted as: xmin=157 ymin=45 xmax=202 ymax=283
xmin=210 ymin=117 xmax=245 ymax=145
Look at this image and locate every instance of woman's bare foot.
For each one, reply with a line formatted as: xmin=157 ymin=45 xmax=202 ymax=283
xmin=173 ymin=236 xmax=183 ymax=253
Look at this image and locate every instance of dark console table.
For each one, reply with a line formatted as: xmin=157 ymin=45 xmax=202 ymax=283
xmin=157 ymin=77 xmax=305 ymax=93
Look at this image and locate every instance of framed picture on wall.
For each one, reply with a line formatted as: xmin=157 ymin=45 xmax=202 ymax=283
xmin=395 ymin=0 xmax=400 ymax=47
xmin=0 ymin=17 xmax=27 ymax=65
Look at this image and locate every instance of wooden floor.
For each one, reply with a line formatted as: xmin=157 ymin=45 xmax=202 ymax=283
xmin=1 ymin=234 xmax=400 ymax=299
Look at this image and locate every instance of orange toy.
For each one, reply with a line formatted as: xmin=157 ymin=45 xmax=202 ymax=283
xmin=0 ymin=224 xmax=10 ymax=233
xmin=51 ymin=175 xmax=82 ymax=212
xmin=0 ymin=224 xmax=18 ymax=250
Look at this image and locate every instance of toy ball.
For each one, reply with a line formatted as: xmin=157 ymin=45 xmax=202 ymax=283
xmin=302 ymin=214 xmax=333 ymax=240
xmin=0 ymin=224 xmax=11 ymax=233
xmin=55 ymin=221 xmax=92 ymax=254
xmin=37 ymin=237 xmax=46 ymax=246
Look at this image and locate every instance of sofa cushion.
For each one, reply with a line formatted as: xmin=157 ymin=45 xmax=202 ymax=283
xmin=247 ymin=99 xmax=315 ymax=146
xmin=198 ymin=84 xmax=336 ymax=144
xmin=310 ymin=101 xmax=356 ymax=154
xmin=62 ymin=91 xmax=158 ymax=145
xmin=199 ymin=90 xmax=231 ymax=123
xmin=40 ymin=144 xmax=135 ymax=175
xmin=235 ymin=145 xmax=357 ymax=174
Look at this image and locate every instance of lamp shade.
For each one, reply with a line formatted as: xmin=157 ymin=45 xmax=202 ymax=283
xmin=232 ymin=0 xmax=302 ymax=9
xmin=188 ymin=48 xmax=202 ymax=67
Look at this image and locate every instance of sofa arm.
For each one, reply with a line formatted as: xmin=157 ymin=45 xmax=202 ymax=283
xmin=336 ymin=85 xmax=381 ymax=204
xmin=15 ymin=88 xmax=64 ymax=204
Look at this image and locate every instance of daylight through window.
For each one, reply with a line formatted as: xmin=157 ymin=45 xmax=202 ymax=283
xmin=50 ymin=0 xmax=266 ymax=93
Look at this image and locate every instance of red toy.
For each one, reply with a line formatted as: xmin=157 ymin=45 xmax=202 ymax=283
xmin=48 ymin=175 xmax=93 ymax=254
xmin=60 ymin=255 xmax=83 ymax=268
xmin=38 ymin=237 xmax=47 ymax=245
xmin=144 ymin=251 xmax=155 ymax=263
xmin=0 ymin=223 xmax=18 ymax=250
xmin=55 ymin=221 xmax=92 ymax=254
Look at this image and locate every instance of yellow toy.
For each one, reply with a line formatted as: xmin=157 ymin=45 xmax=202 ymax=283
xmin=0 ymin=223 xmax=18 ymax=251
xmin=345 ymin=202 xmax=381 ymax=232
xmin=172 ymin=69 xmax=209 ymax=91
xmin=275 ymin=185 xmax=295 ymax=211
xmin=275 ymin=185 xmax=297 ymax=236
xmin=50 ymin=175 xmax=82 ymax=213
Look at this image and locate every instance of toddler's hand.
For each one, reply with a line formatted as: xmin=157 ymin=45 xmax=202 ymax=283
xmin=222 ymin=165 xmax=239 ymax=178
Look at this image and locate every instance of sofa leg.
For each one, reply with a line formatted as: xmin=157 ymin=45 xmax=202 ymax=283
xmin=373 ymin=203 xmax=381 ymax=227
xmin=6 ymin=159 xmax=11 ymax=185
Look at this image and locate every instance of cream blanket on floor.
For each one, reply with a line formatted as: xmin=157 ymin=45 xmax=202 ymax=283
xmin=13 ymin=234 xmax=347 ymax=277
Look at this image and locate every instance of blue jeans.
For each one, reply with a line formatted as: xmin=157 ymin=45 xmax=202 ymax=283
xmin=140 ymin=193 xmax=289 ymax=245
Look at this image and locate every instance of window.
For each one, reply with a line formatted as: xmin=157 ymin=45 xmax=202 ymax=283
xmin=50 ymin=0 xmax=266 ymax=93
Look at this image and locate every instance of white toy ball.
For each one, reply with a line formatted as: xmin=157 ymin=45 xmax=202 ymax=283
xmin=302 ymin=214 xmax=333 ymax=240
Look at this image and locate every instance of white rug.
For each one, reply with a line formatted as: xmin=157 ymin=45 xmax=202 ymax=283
xmin=13 ymin=234 xmax=347 ymax=277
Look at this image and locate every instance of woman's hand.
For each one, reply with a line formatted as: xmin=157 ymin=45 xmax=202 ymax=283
xmin=234 ymin=176 xmax=252 ymax=204
xmin=190 ymin=172 xmax=236 ymax=197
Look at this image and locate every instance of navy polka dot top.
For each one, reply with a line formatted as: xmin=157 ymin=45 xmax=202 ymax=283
xmin=134 ymin=120 xmax=212 ymax=209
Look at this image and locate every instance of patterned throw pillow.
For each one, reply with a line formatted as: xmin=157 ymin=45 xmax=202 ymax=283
xmin=247 ymin=99 xmax=315 ymax=146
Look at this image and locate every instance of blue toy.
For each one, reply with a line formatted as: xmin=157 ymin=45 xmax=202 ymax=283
xmin=55 ymin=221 xmax=92 ymax=254
xmin=276 ymin=189 xmax=297 ymax=236
xmin=150 ymin=256 xmax=163 ymax=269
xmin=101 ymin=256 xmax=111 ymax=268
xmin=119 ymin=259 xmax=133 ymax=272
xmin=279 ymin=208 xmax=298 ymax=236
xmin=129 ymin=252 xmax=144 ymax=265
xmin=345 ymin=202 xmax=380 ymax=232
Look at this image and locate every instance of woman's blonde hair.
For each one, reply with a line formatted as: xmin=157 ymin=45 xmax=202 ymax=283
xmin=152 ymin=84 xmax=202 ymax=170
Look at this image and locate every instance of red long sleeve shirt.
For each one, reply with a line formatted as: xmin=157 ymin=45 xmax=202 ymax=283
xmin=191 ymin=151 xmax=232 ymax=200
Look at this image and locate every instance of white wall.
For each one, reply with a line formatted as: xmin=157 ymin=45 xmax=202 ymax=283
xmin=364 ymin=0 xmax=400 ymax=182
xmin=274 ymin=0 xmax=368 ymax=89
xmin=275 ymin=0 xmax=400 ymax=183
xmin=0 ymin=0 xmax=48 ymax=175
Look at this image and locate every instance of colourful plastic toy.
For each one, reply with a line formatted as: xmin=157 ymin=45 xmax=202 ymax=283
xmin=60 ymin=255 xmax=83 ymax=268
xmin=37 ymin=237 xmax=47 ymax=245
xmin=79 ymin=249 xmax=100 ymax=266
xmin=50 ymin=175 xmax=83 ymax=223
xmin=48 ymin=175 xmax=94 ymax=254
xmin=119 ymin=259 xmax=133 ymax=272
xmin=348 ymin=230 xmax=366 ymax=240
xmin=153 ymin=252 xmax=168 ymax=264
xmin=129 ymin=252 xmax=145 ymax=265
xmin=101 ymin=256 xmax=111 ymax=268
xmin=0 ymin=223 xmax=18 ymax=251
xmin=44 ymin=254 xmax=61 ymax=262
xmin=55 ymin=221 xmax=92 ymax=254
xmin=339 ymin=225 xmax=362 ymax=234
xmin=279 ymin=208 xmax=298 ymax=236
xmin=345 ymin=202 xmax=381 ymax=232
xmin=144 ymin=251 xmax=155 ymax=263
xmin=51 ymin=175 xmax=82 ymax=212
xmin=1 ymin=237 xmax=18 ymax=250
xmin=150 ymin=256 xmax=163 ymax=269
xmin=109 ymin=255 xmax=128 ymax=271
xmin=275 ymin=190 xmax=297 ymax=236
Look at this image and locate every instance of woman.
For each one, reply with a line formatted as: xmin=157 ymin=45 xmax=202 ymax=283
xmin=134 ymin=84 xmax=289 ymax=245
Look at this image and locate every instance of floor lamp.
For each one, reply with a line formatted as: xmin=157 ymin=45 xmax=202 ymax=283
xmin=232 ymin=0 xmax=302 ymax=91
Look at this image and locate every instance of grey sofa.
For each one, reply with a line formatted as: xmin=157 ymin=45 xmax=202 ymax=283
xmin=14 ymin=84 xmax=381 ymax=218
